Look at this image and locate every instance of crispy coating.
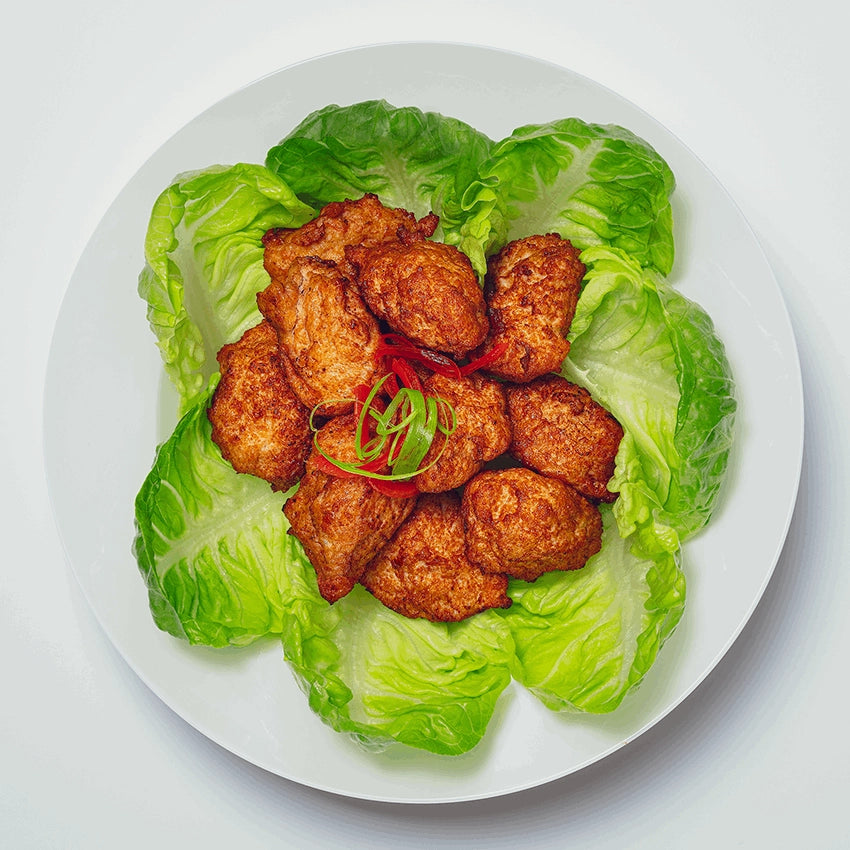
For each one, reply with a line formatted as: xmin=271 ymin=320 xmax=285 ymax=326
xmin=284 ymin=414 xmax=415 ymax=604
xmin=346 ymin=237 xmax=488 ymax=357
xmin=415 ymin=371 xmax=512 ymax=493
xmin=207 ymin=321 xmax=311 ymax=491
xmin=506 ymin=375 xmax=623 ymax=503
xmin=462 ymin=467 xmax=602 ymax=582
xmin=472 ymin=234 xmax=585 ymax=382
xmin=262 ymin=193 xmax=438 ymax=280
xmin=256 ymin=256 xmax=384 ymax=416
xmin=360 ymin=492 xmax=511 ymax=622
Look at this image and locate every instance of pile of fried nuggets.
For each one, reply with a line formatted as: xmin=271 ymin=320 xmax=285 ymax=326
xmin=207 ymin=194 xmax=624 ymax=623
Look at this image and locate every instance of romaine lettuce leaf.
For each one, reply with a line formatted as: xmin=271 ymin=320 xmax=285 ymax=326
xmin=133 ymin=380 xmax=513 ymax=751
xmin=138 ymin=163 xmax=314 ymax=414
xmin=463 ymin=118 xmax=676 ymax=275
xmin=264 ymin=100 xmax=496 ymax=275
xmin=282 ymin=563 xmax=515 ymax=755
xmin=133 ymin=379 xmax=304 ymax=647
xmin=562 ymin=246 xmax=737 ymax=552
xmin=501 ymin=507 xmax=685 ymax=713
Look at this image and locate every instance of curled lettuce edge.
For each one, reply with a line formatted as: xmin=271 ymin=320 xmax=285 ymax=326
xmin=500 ymin=507 xmax=685 ymax=714
xmin=137 ymin=163 xmax=315 ymax=415
xmin=281 ymin=570 xmax=516 ymax=756
xmin=563 ymin=245 xmax=737 ymax=552
xmin=133 ymin=376 xmax=303 ymax=648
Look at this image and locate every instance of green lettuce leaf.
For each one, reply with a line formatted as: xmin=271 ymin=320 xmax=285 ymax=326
xmin=501 ymin=507 xmax=685 ymax=713
xmin=133 ymin=379 xmax=304 ymax=647
xmin=562 ymin=246 xmax=737 ymax=552
xmin=265 ymin=100 xmax=496 ymax=275
xmin=133 ymin=380 xmax=513 ymax=753
xmin=463 ymin=118 xmax=676 ymax=275
xmin=282 ymin=562 xmax=515 ymax=755
xmin=138 ymin=163 xmax=314 ymax=414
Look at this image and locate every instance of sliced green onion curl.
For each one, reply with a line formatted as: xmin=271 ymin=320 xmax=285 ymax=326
xmin=310 ymin=378 xmax=457 ymax=481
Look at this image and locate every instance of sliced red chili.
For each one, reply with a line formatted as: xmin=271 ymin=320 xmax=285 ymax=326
xmin=359 ymin=444 xmax=392 ymax=473
xmin=415 ymin=349 xmax=462 ymax=378
xmin=376 ymin=333 xmax=462 ymax=379
xmin=311 ymin=454 xmax=360 ymax=479
xmin=459 ymin=342 xmax=509 ymax=376
xmin=367 ymin=478 xmax=419 ymax=498
xmin=352 ymin=383 xmax=372 ymax=407
xmin=314 ymin=452 xmax=415 ymax=497
xmin=313 ymin=445 xmax=392 ymax=478
xmin=390 ymin=357 xmax=423 ymax=392
xmin=384 ymin=373 xmax=401 ymax=398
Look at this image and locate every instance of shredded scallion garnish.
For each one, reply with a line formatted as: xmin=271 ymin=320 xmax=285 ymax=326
xmin=310 ymin=374 xmax=457 ymax=485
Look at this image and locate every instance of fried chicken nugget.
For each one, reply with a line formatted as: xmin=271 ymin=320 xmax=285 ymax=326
xmin=207 ymin=320 xmax=311 ymax=491
xmin=462 ymin=467 xmax=602 ymax=582
xmin=256 ymin=256 xmax=384 ymax=416
xmin=360 ymin=492 xmax=511 ymax=622
xmin=262 ymin=193 xmax=438 ymax=280
xmin=415 ymin=371 xmax=511 ymax=494
xmin=506 ymin=375 xmax=623 ymax=503
xmin=346 ymin=237 xmax=489 ymax=357
xmin=472 ymin=234 xmax=585 ymax=382
xmin=283 ymin=414 xmax=416 ymax=604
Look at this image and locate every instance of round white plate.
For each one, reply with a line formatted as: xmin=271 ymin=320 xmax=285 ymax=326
xmin=44 ymin=43 xmax=803 ymax=804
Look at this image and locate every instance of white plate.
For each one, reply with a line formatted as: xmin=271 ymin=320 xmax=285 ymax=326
xmin=43 ymin=43 xmax=803 ymax=804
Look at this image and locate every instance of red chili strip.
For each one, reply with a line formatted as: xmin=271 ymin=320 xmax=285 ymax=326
xmin=312 ymin=445 xmax=391 ymax=478
xmin=367 ymin=478 xmax=419 ymax=498
xmin=359 ymin=444 xmax=392 ymax=473
xmin=390 ymin=357 xmax=423 ymax=392
xmin=376 ymin=333 xmax=462 ymax=379
xmin=311 ymin=454 xmax=360 ymax=479
xmin=415 ymin=349 xmax=462 ymax=378
xmin=314 ymin=453 xmax=415 ymax=498
xmin=352 ymin=383 xmax=372 ymax=408
xmin=459 ymin=342 xmax=509 ymax=376
xmin=383 ymin=373 xmax=401 ymax=398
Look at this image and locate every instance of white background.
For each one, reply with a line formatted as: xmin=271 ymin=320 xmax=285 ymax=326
xmin=2 ymin=1 xmax=848 ymax=847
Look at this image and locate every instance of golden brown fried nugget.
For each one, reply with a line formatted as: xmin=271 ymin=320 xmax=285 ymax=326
xmin=462 ymin=467 xmax=602 ymax=582
xmin=257 ymin=256 xmax=384 ymax=416
xmin=506 ymin=375 xmax=623 ymax=503
xmin=415 ymin=372 xmax=511 ymax=493
xmin=360 ymin=492 xmax=511 ymax=622
xmin=473 ymin=233 xmax=585 ymax=382
xmin=346 ymin=237 xmax=488 ymax=357
xmin=284 ymin=414 xmax=416 ymax=604
xmin=207 ymin=321 xmax=311 ymax=491
xmin=262 ymin=193 xmax=438 ymax=280
xmin=284 ymin=470 xmax=415 ymax=603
